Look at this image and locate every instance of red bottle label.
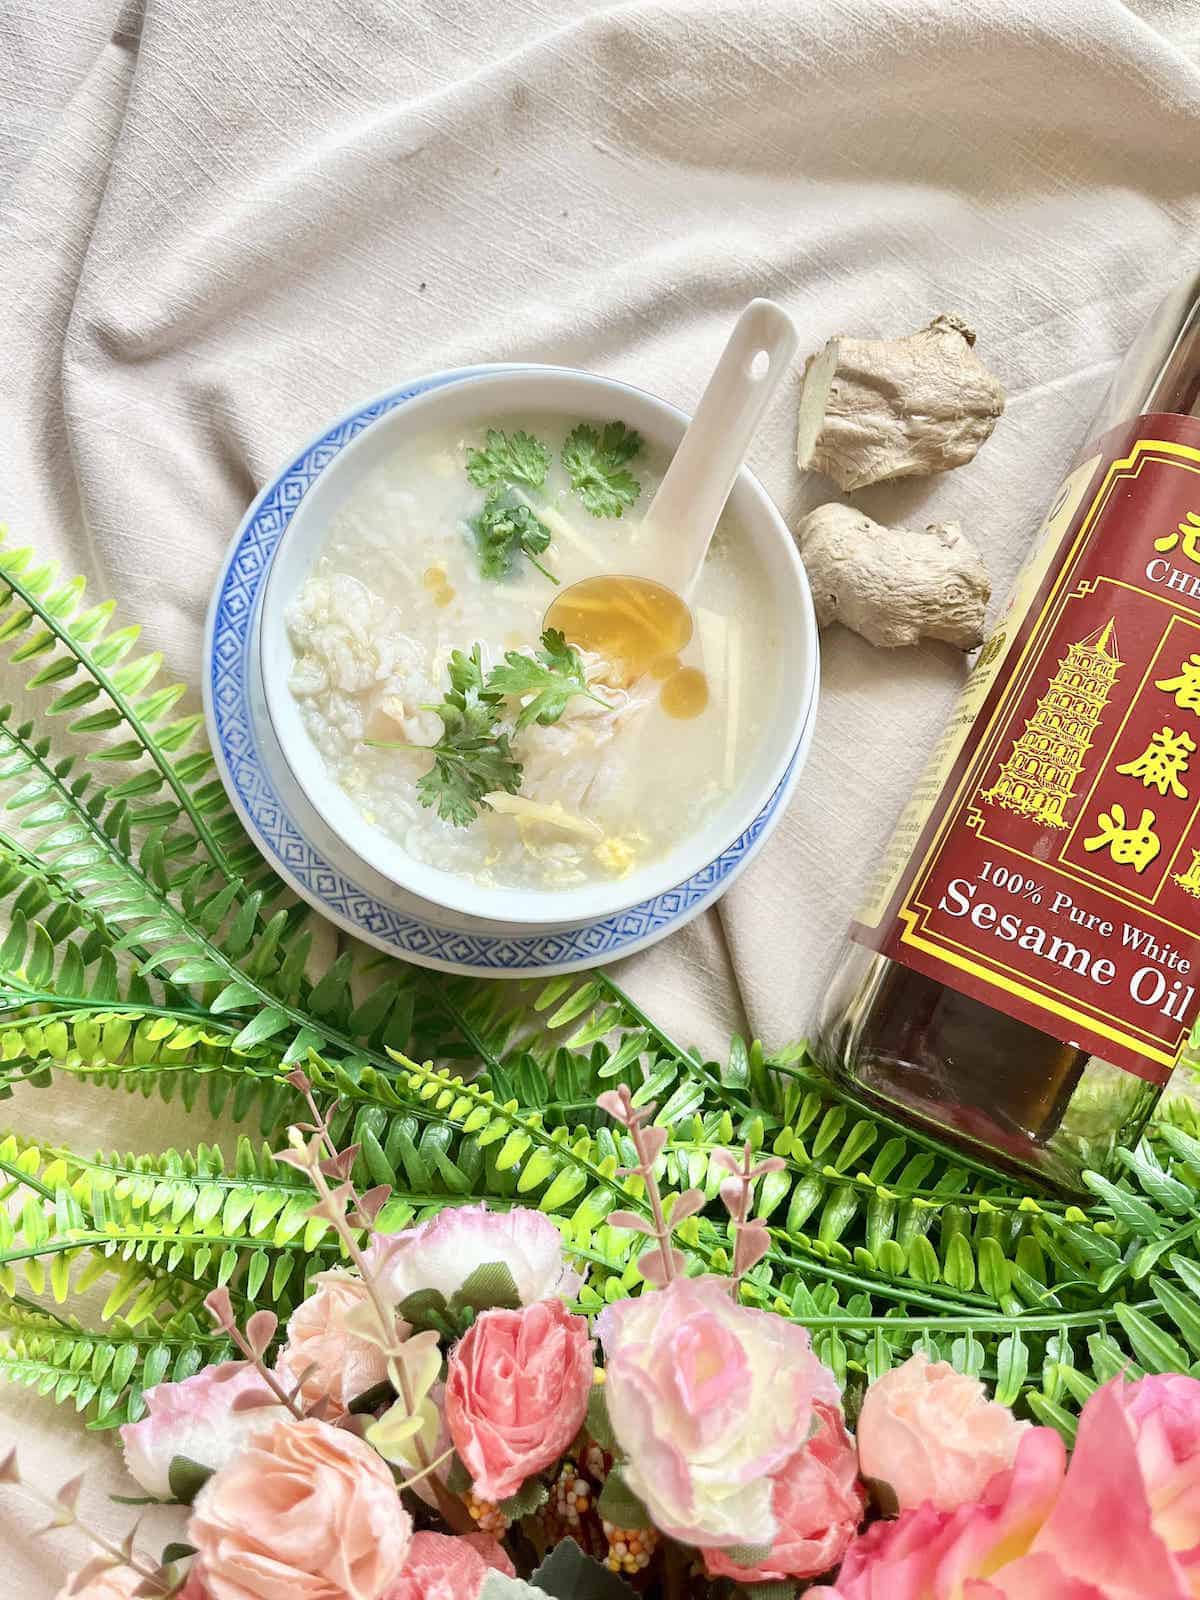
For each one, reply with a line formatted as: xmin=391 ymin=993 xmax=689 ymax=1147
xmin=853 ymin=414 xmax=1200 ymax=1085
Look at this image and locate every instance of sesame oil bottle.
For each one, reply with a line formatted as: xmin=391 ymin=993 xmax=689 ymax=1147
xmin=817 ymin=275 xmax=1200 ymax=1190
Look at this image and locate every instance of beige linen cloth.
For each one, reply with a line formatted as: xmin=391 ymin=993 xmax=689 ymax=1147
xmin=4 ymin=0 xmax=1200 ymax=1588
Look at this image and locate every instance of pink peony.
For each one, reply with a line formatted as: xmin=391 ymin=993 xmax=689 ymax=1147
xmin=384 ymin=1532 xmax=514 ymax=1600
xmin=856 ymin=1352 xmax=1030 ymax=1512
xmin=704 ymin=1400 xmax=865 ymax=1583
xmin=120 ymin=1361 xmax=287 ymax=1499
xmin=367 ymin=1205 xmax=583 ymax=1308
xmin=444 ymin=1299 xmax=593 ymax=1502
xmin=813 ymin=1376 xmax=1200 ymax=1599
xmin=187 ymin=1415 xmax=411 ymax=1600
xmin=597 ymin=1274 xmax=840 ymax=1550
xmin=275 ymin=1269 xmax=391 ymax=1415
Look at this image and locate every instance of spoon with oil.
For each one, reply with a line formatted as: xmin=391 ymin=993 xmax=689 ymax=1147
xmin=545 ymin=299 xmax=799 ymax=717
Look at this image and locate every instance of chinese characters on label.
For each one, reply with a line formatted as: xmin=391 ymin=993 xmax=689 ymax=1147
xmin=856 ymin=423 xmax=1200 ymax=1083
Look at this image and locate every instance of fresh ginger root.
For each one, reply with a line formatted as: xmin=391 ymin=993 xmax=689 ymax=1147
xmin=796 ymin=314 xmax=1005 ymax=491
xmin=796 ymin=503 xmax=991 ymax=650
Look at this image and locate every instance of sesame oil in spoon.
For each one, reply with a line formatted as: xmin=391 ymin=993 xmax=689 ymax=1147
xmin=544 ymin=300 xmax=798 ymax=718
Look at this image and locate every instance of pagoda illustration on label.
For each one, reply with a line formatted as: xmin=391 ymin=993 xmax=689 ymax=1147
xmin=981 ymin=618 xmax=1122 ymax=827
xmin=1175 ymin=847 xmax=1200 ymax=898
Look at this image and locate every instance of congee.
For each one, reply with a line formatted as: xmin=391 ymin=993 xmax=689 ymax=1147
xmin=285 ymin=414 xmax=780 ymax=891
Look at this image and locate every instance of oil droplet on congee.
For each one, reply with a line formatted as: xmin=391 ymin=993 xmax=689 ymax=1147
xmin=659 ymin=666 xmax=708 ymax=719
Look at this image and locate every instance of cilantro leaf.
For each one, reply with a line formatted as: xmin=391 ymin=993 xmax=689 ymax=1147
xmin=367 ymin=644 xmax=522 ymax=828
xmin=469 ymin=490 xmax=556 ymax=584
xmin=487 ymin=629 xmax=612 ymax=730
xmin=465 ymin=429 xmax=551 ymax=491
xmin=415 ymin=736 xmax=521 ymax=828
xmin=561 ymin=421 xmax=644 ymax=518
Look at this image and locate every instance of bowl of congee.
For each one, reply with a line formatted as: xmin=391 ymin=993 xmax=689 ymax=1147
xmin=259 ymin=366 xmax=818 ymax=933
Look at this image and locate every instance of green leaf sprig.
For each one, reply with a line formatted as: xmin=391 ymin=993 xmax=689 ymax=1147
xmin=487 ymin=629 xmax=612 ymax=730
xmin=367 ymin=633 xmax=609 ymax=825
xmin=367 ymin=645 xmax=521 ymax=828
xmin=465 ymin=428 xmax=551 ymax=492
xmin=561 ymin=421 xmax=643 ymax=518
xmin=470 ymin=491 xmax=556 ymax=584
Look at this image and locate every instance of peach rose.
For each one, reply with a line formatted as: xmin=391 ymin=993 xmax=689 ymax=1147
xmin=120 ymin=1360 xmax=287 ymax=1498
xmin=856 ymin=1352 xmax=1030 ymax=1512
xmin=704 ymin=1400 xmax=866 ymax=1583
xmin=1117 ymin=1374 xmax=1200 ymax=1588
xmin=276 ymin=1270 xmax=391 ymax=1415
xmin=367 ymin=1205 xmax=583 ymax=1307
xmin=597 ymin=1274 xmax=840 ymax=1550
xmin=187 ymin=1416 xmax=411 ymax=1600
xmin=384 ymin=1532 xmax=514 ymax=1600
xmin=814 ymin=1378 xmax=1198 ymax=1599
xmin=55 ymin=1569 xmax=144 ymax=1600
xmin=444 ymin=1300 xmax=593 ymax=1502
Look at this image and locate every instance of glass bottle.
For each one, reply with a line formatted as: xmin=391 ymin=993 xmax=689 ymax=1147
xmin=816 ymin=273 xmax=1200 ymax=1191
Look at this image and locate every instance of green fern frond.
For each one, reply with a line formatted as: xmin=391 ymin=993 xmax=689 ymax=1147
xmin=0 ymin=1298 xmax=233 ymax=1427
xmin=0 ymin=538 xmax=264 ymax=894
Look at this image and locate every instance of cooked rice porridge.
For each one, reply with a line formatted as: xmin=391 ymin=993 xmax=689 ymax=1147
xmin=285 ymin=413 xmax=781 ymax=890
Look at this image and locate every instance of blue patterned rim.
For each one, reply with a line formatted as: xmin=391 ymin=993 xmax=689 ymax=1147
xmin=204 ymin=368 xmax=812 ymax=975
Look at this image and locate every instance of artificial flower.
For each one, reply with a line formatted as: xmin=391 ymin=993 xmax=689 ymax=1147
xmin=275 ymin=1269 xmax=392 ymax=1414
xmin=809 ymin=1424 xmax=1067 ymax=1599
xmin=176 ymin=1570 xmax=212 ymax=1599
xmin=444 ymin=1299 xmax=592 ymax=1502
xmin=704 ymin=1399 xmax=865 ymax=1582
xmin=187 ymin=1415 xmax=411 ymax=1600
xmin=119 ymin=1361 xmax=287 ymax=1499
xmin=55 ymin=1569 xmax=144 ymax=1600
xmin=856 ymin=1351 xmax=1029 ymax=1512
xmin=367 ymin=1205 xmax=583 ymax=1308
xmin=384 ymin=1532 xmax=514 ymax=1600
xmin=813 ymin=1376 xmax=1199 ymax=1599
xmin=597 ymin=1273 xmax=840 ymax=1550
xmin=1116 ymin=1373 xmax=1200 ymax=1588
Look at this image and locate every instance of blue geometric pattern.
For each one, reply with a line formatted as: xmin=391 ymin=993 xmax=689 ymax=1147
xmin=207 ymin=369 xmax=802 ymax=973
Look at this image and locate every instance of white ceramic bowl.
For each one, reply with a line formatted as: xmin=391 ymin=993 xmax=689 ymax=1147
xmin=258 ymin=366 xmax=818 ymax=931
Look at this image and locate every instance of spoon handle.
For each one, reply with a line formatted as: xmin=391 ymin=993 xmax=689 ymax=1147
xmin=647 ymin=298 xmax=799 ymax=596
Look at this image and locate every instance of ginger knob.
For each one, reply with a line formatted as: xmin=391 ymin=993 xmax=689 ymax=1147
xmin=796 ymin=502 xmax=991 ymax=650
xmin=796 ymin=314 xmax=1006 ymax=492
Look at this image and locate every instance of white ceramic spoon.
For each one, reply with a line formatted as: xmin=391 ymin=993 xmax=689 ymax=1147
xmin=544 ymin=299 xmax=799 ymax=682
xmin=644 ymin=297 xmax=798 ymax=597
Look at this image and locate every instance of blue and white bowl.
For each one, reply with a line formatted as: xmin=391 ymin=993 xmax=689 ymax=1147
xmin=204 ymin=365 xmax=818 ymax=976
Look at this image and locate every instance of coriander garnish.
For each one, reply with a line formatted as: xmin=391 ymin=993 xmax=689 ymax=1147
xmin=367 ymin=633 xmax=611 ymax=827
xmin=487 ymin=629 xmax=613 ymax=730
xmin=366 ymin=644 xmax=521 ymax=828
xmin=561 ymin=421 xmax=643 ymax=517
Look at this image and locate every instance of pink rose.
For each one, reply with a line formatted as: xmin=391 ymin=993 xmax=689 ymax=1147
xmin=384 ymin=1532 xmax=514 ymax=1600
xmin=176 ymin=1570 xmax=212 ymax=1600
xmin=814 ymin=1377 xmax=1198 ymax=1600
xmin=1117 ymin=1374 xmax=1200 ymax=1587
xmin=597 ymin=1274 xmax=840 ymax=1550
xmin=810 ymin=1424 xmax=1067 ymax=1600
xmin=856 ymin=1352 xmax=1030 ymax=1512
xmin=276 ymin=1270 xmax=392 ymax=1415
xmin=704 ymin=1400 xmax=865 ymax=1582
xmin=445 ymin=1299 xmax=593 ymax=1502
xmin=188 ymin=1416 xmax=411 ymax=1600
xmin=368 ymin=1206 xmax=583 ymax=1307
xmin=120 ymin=1361 xmax=287 ymax=1498
xmin=55 ymin=1569 xmax=144 ymax=1600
